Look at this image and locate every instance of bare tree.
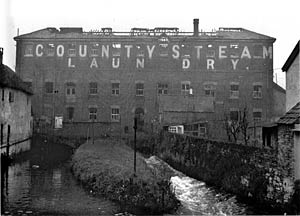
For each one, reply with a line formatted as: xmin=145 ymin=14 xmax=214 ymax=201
xmin=240 ymin=107 xmax=250 ymax=145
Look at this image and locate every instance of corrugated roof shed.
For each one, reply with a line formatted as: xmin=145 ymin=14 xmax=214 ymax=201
xmin=277 ymin=102 xmax=300 ymax=124
xmin=0 ymin=64 xmax=33 ymax=95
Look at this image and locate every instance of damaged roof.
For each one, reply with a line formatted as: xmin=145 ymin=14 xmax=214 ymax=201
xmin=277 ymin=102 xmax=300 ymax=124
xmin=0 ymin=64 xmax=33 ymax=95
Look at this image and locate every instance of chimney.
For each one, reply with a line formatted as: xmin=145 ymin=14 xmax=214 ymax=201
xmin=193 ymin=18 xmax=199 ymax=36
xmin=0 ymin=47 xmax=3 ymax=65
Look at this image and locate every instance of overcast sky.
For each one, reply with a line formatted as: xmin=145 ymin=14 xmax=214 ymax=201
xmin=1 ymin=0 xmax=299 ymax=88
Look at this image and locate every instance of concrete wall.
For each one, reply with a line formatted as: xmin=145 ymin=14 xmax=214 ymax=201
xmin=0 ymin=87 xmax=32 ymax=154
xmin=286 ymin=54 xmax=300 ymax=112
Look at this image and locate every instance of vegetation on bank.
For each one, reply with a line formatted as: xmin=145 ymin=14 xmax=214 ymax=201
xmin=71 ymin=138 xmax=180 ymax=214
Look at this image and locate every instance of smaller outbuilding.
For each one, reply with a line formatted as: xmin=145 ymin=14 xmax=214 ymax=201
xmin=0 ymin=48 xmax=33 ymax=156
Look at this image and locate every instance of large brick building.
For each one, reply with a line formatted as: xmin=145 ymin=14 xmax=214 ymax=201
xmin=14 ymin=19 xmax=285 ymax=140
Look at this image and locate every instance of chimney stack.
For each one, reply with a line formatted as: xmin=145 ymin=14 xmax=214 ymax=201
xmin=0 ymin=47 xmax=3 ymax=65
xmin=193 ymin=18 xmax=199 ymax=36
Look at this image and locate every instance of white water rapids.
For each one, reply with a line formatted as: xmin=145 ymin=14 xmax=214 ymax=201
xmin=146 ymin=156 xmax=247 ymax=215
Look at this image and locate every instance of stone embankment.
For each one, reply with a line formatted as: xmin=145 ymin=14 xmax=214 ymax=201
xmin=71 ymin=138 xmax=179 ymax=214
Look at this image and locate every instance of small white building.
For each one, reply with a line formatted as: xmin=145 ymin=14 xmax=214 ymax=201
xmin=0 ymin=48 xmax=33 ymax=156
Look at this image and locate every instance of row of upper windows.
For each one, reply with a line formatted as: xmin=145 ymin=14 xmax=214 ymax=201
xmin=27 ymin=81 xmax=262 ymax=99
xmin=64 ymin=106 xmax=263 ymax=123
xmin=65 ymin=106 xmax=120 ymax=122
xmin=229 ymin=108 xmax=262 ymax=121
xmin=1 ymin=89 xmax=31 ymax=104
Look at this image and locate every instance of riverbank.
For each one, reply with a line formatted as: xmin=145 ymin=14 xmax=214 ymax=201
xmin=71 ymin=138 xmax=180 ymax=214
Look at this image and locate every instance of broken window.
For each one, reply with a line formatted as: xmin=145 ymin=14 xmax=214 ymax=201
xmin=46 ymin=43 xmax=55 ymax=56
xmin=91 ymin=43 xmax=99 ymax=56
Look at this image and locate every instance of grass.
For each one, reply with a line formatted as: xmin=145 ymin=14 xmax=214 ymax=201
xmin=71 ymin=138 xmax=179 ymax=214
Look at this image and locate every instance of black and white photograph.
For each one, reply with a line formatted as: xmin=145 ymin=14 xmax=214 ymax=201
xmin=1 ymin=0 xmax=300 ymax=215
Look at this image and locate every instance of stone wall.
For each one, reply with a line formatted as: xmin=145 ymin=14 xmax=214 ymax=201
xmin=140 ymin=132 xmax=296 ymax=209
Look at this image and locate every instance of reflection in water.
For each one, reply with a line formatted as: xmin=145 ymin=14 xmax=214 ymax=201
xmin=1 ymin=136 xmax=119 ymax=215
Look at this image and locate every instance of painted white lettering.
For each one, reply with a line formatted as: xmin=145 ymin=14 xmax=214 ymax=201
xmin=79 ymin=45 xmax=87 ymax=57
xmin=102 ymin=45 xmax=109 ymax=58
xmin=125 ymin=45 xmax=133 ymax=58
xmin=182 ymin=58 xmax=190 ymax=69
xmin=194 ymin=46 xmax=203 ymax=59
xmin=90 ymin=58 xmax=98 ymax=68
xmin=68 ymin=58 xmax=75 ymax=68
xmin=112 ymin=57 xmax=120 ymax=68
xmin=207 ymin=59 xmax=215 ymax=70
xmin=219 ymin=46 xmax=227 ymax=59
xmin=231 ymin=59 xmax=239 ymax=70
xmin=263 ymin=46 xmax=273 ymax=59
xmin=172 ymin=45 xmax=180 ymax=59
xmin=241 ymin=46 xmax=251 ymax=59
xmin=136 ymin=58 xmax=144 ymax=68
xmin=147 ymin=45 xmax=155 ymax=59
xmin=36 ymin=44 xmax=43 ymax=57
xmin=57 ymin=45 xmax=64 ymax=57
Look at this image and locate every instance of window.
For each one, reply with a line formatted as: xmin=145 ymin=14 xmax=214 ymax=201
xmin=136 ymin=82 xmax=144 ymax=96
xmin=91 ymin=43 xmax=99 ymax=56
xmin=111 ymin=82 xmax=120 ymax=95
xmin=230 ymin=44 xmax=239 ymax=58
xmin=46 ymin=43 xmax=55 ymax=56
xmin=1 ymin=124 xmax=3 ymax=146
xmin=68 ymin=43 xmax=76 ymax=56
xmin=24 ymin=44 xmax=33 ymax=56
xmin=112 ymin=43 xmax=121 ymax=56
xmin=157 ymin=83 xmax=168 ymax=95
xmin=204 ymin=83 xmax=216 ymax=97
xmin=45 ymin=82 xmax=53 ymax=94
xmin=8 ymin=91 xmax=14 ymax=103
xmin=111 ymin=106 xmax=120 ymax=122
xmin=253 ymin=109 xmax=262 ymax=121
xmin=2 ymin=89 xmax=4 ymax=101
xmin=253 ymin=84 xmax=262 ymax=99
xmin=199 ymin=123 xmax=207 ymax=136
xmin=66 ymin=82 xmax=76 ymax=96
xmin=181 ymin=81 xmax=191 ymax=95
xmin=89 ymin=82 xmax=98 ymax=95
xmin=230 ymin=83 xmax=239 ymax=99
xmin=66 ymin=107 xmax=74 ymax=120
xmin=230 ymin=109 xmax=239 ymax=121
xmin=206 ymin=50 xmax=215 ymax=58
xmin=89 ymin=107 xmax=97 ymax=120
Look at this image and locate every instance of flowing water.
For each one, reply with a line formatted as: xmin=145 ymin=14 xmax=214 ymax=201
xmin=1 ymin=136 xmax=274 ymax=215
xmin=1 ymin=136 xmax=120 ymax=215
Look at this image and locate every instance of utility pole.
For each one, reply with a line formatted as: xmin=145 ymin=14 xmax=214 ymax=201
xmin=133 ymin=117 xmax=137 ymax=176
